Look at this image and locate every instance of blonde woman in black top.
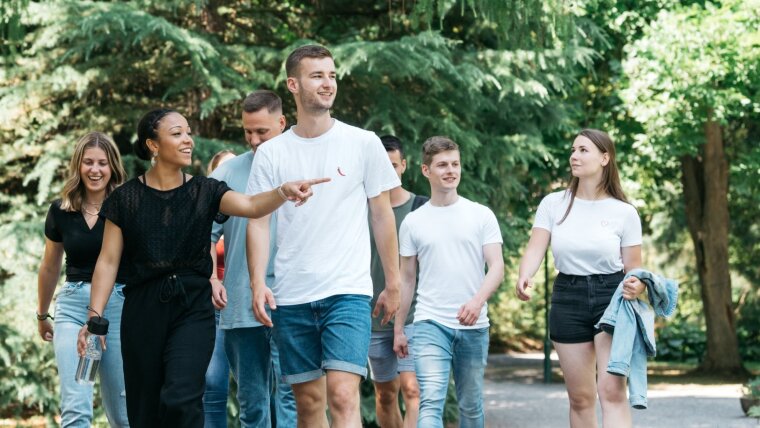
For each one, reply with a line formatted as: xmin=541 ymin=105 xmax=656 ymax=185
xmin=37 ymin=131 xmax=130 ymax=427
xmin=77 ymin=109 xmax=327 ymax=427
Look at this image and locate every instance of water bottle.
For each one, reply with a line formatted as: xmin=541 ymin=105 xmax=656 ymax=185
xmin=75 ymin=316 xmax=109 ymax=385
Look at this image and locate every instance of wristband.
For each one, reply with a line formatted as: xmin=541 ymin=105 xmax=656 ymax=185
xmin=36 ymin=312 xmax=54 ymax=321
xmin=276 ymin=185 xmax=288 ymax=201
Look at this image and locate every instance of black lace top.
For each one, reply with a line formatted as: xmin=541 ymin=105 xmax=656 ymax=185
xmin=100 ymin=175 xmax=231 ymax=286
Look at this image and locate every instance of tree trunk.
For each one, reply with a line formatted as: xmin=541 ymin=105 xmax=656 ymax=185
xmin=680 ymin=113 xmax=744 ymax=374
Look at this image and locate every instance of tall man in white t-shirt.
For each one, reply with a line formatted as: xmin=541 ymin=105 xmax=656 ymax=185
xmin=393 ymin=136 xmax=504 ymax=427
xmin=246 ymin=45 xmax=401 ymax=428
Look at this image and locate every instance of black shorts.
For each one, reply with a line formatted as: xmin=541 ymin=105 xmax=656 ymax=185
xmin=549 ymin=271 xmax=624 ymax=344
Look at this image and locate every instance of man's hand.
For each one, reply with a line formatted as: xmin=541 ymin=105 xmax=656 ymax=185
xmin=393 ymin=331 xmax=409 ymax=358
xmin=210 ymin=277 xmax=227 ymax=310
xmin=457 ymin=297 xmax=484 ymax=326
xmin=252 ymin=285 xmax=276 ymax=327
xmin=373 ymin=284 xmax=400 ymax=326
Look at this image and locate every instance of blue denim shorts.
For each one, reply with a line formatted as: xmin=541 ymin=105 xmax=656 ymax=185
xmin=368 ymin=324 xmax=415 ymax=383
xmin=272 ymin=294 xmax=371 ymax=384
xmin=549 ymin=271 xmax=624 ymax=344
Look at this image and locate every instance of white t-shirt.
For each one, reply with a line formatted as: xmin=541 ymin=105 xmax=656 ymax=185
xmin=533 ymin=191 xmax=642 ymax=276
xmin=247 ymin=119 xmax=401 ymax=305
xmin=399 ymin=197 xmax=503 ymax=329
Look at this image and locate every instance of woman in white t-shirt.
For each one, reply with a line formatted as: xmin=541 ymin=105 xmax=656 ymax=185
xmin=516 ymin=129 xmax=644 ymax=428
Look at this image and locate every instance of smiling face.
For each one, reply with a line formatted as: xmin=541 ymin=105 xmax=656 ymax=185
xmin=148 ymin=112 xmax=194 ymax=168
xmin=569 ymin=135 xmax=609 ymax=180
xmin=287 ymin=56 xmax=337 ymax=114
xmin=242 ymin=108 xmax=286 ymax=152
xmin=422 ymin=149 xmax=461 ymax=192
xmin=79 ymin=147 xmax=112 ymax=195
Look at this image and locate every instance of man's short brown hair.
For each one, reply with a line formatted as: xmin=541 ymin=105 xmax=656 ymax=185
xmin=285 ymin=45 xmax=333 ymax=78
xmin=242 ymin=90 xmax=282 ymax=114
xmin=422 ymin=136 xmax=459 ymax=165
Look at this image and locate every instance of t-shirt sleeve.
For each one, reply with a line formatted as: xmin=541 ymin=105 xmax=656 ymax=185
xmin=620 ymin=205 xmax=642 ymax=247
xmin=209 ymin=166 xmax=225 ymax=242
xmin=100 ymin=189 xmax=123 ymax=228
xmin=532 ymin=194 xmax=554 ymax=232
xmin=247 ymin=149 xmax=275 ymax=195
xmin=44 ymin=203 xmax=62 ymax=242
xmin=398 ymin=217 xmax=417 ymax=257
xmin=209 ymin=178 xmax=232 ymax=214
xmin=481 ymin=207 xmax=503 ymax=245
xmin=364 ymin=134 xmax=401 ymax=198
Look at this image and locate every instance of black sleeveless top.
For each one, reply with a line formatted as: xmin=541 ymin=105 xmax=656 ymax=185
xmin=100 ymin=175 xmax=230 ymax=286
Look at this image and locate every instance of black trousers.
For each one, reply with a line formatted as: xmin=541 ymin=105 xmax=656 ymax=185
xmin=120 ymin=273 xmax=215 ymax=428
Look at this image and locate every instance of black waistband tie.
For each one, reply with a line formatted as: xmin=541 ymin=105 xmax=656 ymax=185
xmin=159 ymin=274 xmax=189 ymax=307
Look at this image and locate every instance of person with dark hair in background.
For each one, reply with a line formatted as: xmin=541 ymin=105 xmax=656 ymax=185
xmin=208 ymin=90 xmax=297 ymax=427
xmin=516 ymin=129 xmax=644 ymax=428
xmin=202 ymin=148 xmax=235 ymax=428
xmin=77 ymin=108 xmax=328 ymax=428
xmin=368 ymin=135 xmax=425 ymax=428
xmin=37 ymin=131 xmax=130 ymax=427
xmin=247 ymin=45 xmax=401 ymax=427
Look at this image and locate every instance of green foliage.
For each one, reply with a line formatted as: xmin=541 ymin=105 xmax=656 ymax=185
xmin=743 ymin=377 xmax=760 ymax=398
xmin=0 ymin=0 xmax=598 ymax=418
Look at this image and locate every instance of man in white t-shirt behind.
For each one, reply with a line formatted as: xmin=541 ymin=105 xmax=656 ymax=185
xmin=246 ymin=45 xmax=401 ymax=427
xmin=393 ymin=136 xmax=504 ymax=427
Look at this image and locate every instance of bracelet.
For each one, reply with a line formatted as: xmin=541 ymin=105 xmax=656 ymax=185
xmin=36 ymin=312 xmax=53 ymax=321
xmin=276 ymin=185 xmax=288 ymax=201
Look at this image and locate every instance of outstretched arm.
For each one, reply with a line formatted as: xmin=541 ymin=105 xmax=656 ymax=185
xmin=219 ymin=178 xmax=330 ymax=219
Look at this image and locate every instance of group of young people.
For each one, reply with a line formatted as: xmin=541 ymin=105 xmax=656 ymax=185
xmin=36 ymin=44 xmax=645 ymax=428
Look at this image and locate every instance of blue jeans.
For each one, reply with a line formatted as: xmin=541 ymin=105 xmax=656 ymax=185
xmin=203 ymin=311 xmax=229 ymax=428
xmin=225 ymin=326 xmax=296 ymax=428
xmin=272 ymin=294 xmax=371 ymax=384
xmin=53 ymin=281 xmax=129 ymax=427
xmin=413 ymin=320 xmax=489 ymax=428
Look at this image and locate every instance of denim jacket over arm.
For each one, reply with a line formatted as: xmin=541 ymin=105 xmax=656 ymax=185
xmin=595 ymin=268 xmax=679 ymax=409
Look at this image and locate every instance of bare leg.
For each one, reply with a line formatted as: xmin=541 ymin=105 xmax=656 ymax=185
xmin=595 ymin=332 xmax=632 ymax=428
xmin=399 ymin=371 xmax=420 ymax=428
xmin=554 ymin=341 xmax=598 ymax=428
xmin=291 ymin=377 xmax=329 ymax=428
xmin=373 ymin=378 xmax=403 ymax=428
xmin=326 ymin=370 xmax=362 ymax=428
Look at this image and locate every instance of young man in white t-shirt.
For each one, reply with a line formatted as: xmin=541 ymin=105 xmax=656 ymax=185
xmin=393 ymin=136 xmax=504 ymax=427
xmin=246 ymin=45 xmax=401 ymax=428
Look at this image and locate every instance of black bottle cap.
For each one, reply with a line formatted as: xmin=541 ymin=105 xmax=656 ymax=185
xmin=87 ymin=316 xmax=109 ymax=335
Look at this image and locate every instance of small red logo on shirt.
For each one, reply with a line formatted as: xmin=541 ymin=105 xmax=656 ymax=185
xmin=337 ymin=167 xmax=346 ymax=176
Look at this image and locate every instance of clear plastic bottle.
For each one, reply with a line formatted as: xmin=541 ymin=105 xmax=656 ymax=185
xmin=75 ymin=316 xmax=109 ymax=385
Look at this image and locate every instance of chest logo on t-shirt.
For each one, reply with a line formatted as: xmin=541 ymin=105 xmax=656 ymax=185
xmin=601 ymin=220 xmax=609 ymax=227
xmin=337 ymin=167 xmax=347 ymax=176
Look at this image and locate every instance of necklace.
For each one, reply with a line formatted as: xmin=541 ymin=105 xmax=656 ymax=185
xmin=82 ymin=200 xmax=102 ymax=216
